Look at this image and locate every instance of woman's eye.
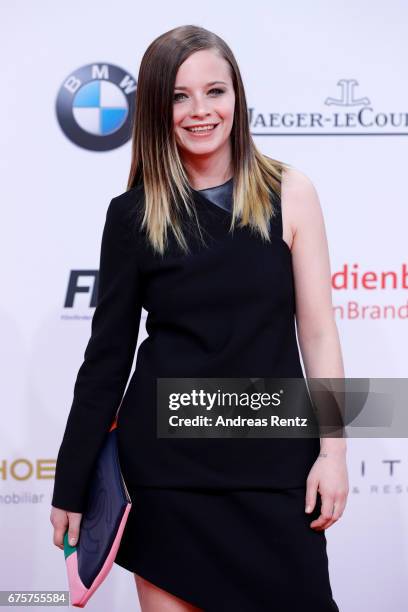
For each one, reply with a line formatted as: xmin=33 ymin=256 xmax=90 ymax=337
xmin=173 ymin=88 xmax=225 ymax=102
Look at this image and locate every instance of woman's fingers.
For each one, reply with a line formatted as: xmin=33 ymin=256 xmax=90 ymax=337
xmin=310 ymin=492 xmax=348 ymax=531
xmin=305 ymin=478 xmax=337 ymax=530
xmin=305 ymin=477 xmax=318 ymax=514
xmin=50 ymin=506 xmax=68 ymax=550
xmin=53 ymin=526 xmax=65 ymax=550
xmin=309 ymin=493 xmax=336 ymax=530
xmin=50 ymin=507 xmax=82 ymax=550
xmin=67 ymin=512 xmax=83 ymax=546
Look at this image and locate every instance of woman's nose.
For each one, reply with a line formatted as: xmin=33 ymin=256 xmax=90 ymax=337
xmin=190 ymin=96 xmax=211 ymax=117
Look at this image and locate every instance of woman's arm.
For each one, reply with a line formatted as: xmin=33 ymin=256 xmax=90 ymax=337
xmin=281 ymin=166 xmax=348 ymax=530
xmin=51 ymin=192 xmax=144 ymax=514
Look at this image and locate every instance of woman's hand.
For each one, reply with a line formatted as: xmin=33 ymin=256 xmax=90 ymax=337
xmin=50 ymin=506 xmax=82 ymax=550
xmin=305 ymin=450 xmax=349 ymax=531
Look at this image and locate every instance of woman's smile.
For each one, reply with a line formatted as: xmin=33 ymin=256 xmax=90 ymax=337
xmin=183 ymin=123 xmax=220 ymax=136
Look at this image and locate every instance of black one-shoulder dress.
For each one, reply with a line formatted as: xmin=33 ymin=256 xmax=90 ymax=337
xmin=52 ymin=177 xmax=339 ymax=611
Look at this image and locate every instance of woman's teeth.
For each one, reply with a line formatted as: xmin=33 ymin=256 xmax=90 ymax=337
xmin=185 ymin=125 xmax=217 ymax=132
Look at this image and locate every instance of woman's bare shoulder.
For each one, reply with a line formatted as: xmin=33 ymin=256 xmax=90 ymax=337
xmin=281 ymin=164 xmax=317 ymax=195
xmin=281 ymin=165 xmax=322 ymax=249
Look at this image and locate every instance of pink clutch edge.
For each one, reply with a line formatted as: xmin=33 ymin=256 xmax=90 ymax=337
xmin=66 ymin=501 xmax=132 ymax=607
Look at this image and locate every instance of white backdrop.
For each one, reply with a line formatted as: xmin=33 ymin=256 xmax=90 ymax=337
xmin=1 ymin=1 xmax=407 ymax=610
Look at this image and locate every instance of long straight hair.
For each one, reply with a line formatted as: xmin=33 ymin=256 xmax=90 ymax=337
xmin=127 ymin=24 xmax=289 ymax=255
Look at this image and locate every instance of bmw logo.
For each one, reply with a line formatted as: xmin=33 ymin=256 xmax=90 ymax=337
xmin=55 ymin=62 xmax=137 ymax=151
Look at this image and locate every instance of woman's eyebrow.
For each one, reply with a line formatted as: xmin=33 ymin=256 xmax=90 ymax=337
xmin=174 ymin=80 xmax=228 ymax=90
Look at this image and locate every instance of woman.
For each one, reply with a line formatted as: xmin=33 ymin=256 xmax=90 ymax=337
xmin=51 ymin=25 xmax=348 ymax=611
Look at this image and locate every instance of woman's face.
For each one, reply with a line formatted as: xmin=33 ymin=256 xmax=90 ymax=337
xmin=173 ymin=49 xmax=235 ymax=159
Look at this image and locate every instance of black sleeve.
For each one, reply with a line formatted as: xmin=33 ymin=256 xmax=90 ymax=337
xmin=52 ymin=195 xmax=144 ymax=513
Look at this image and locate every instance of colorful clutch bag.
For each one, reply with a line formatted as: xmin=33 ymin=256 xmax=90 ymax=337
xmin=63 ymin=418 xmax=132 ymax=607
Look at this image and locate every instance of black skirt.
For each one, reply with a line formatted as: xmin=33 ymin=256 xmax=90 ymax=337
xmin=114 ymin=486 xmax=340 ymax=611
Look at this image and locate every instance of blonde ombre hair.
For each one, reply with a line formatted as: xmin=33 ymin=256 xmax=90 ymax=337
xmin=127 ymin=24 xmax=289 ymax=255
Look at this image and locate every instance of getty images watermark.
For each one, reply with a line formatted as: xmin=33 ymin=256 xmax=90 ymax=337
xmin=156 ymin=377 xmax=406 ymax=438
